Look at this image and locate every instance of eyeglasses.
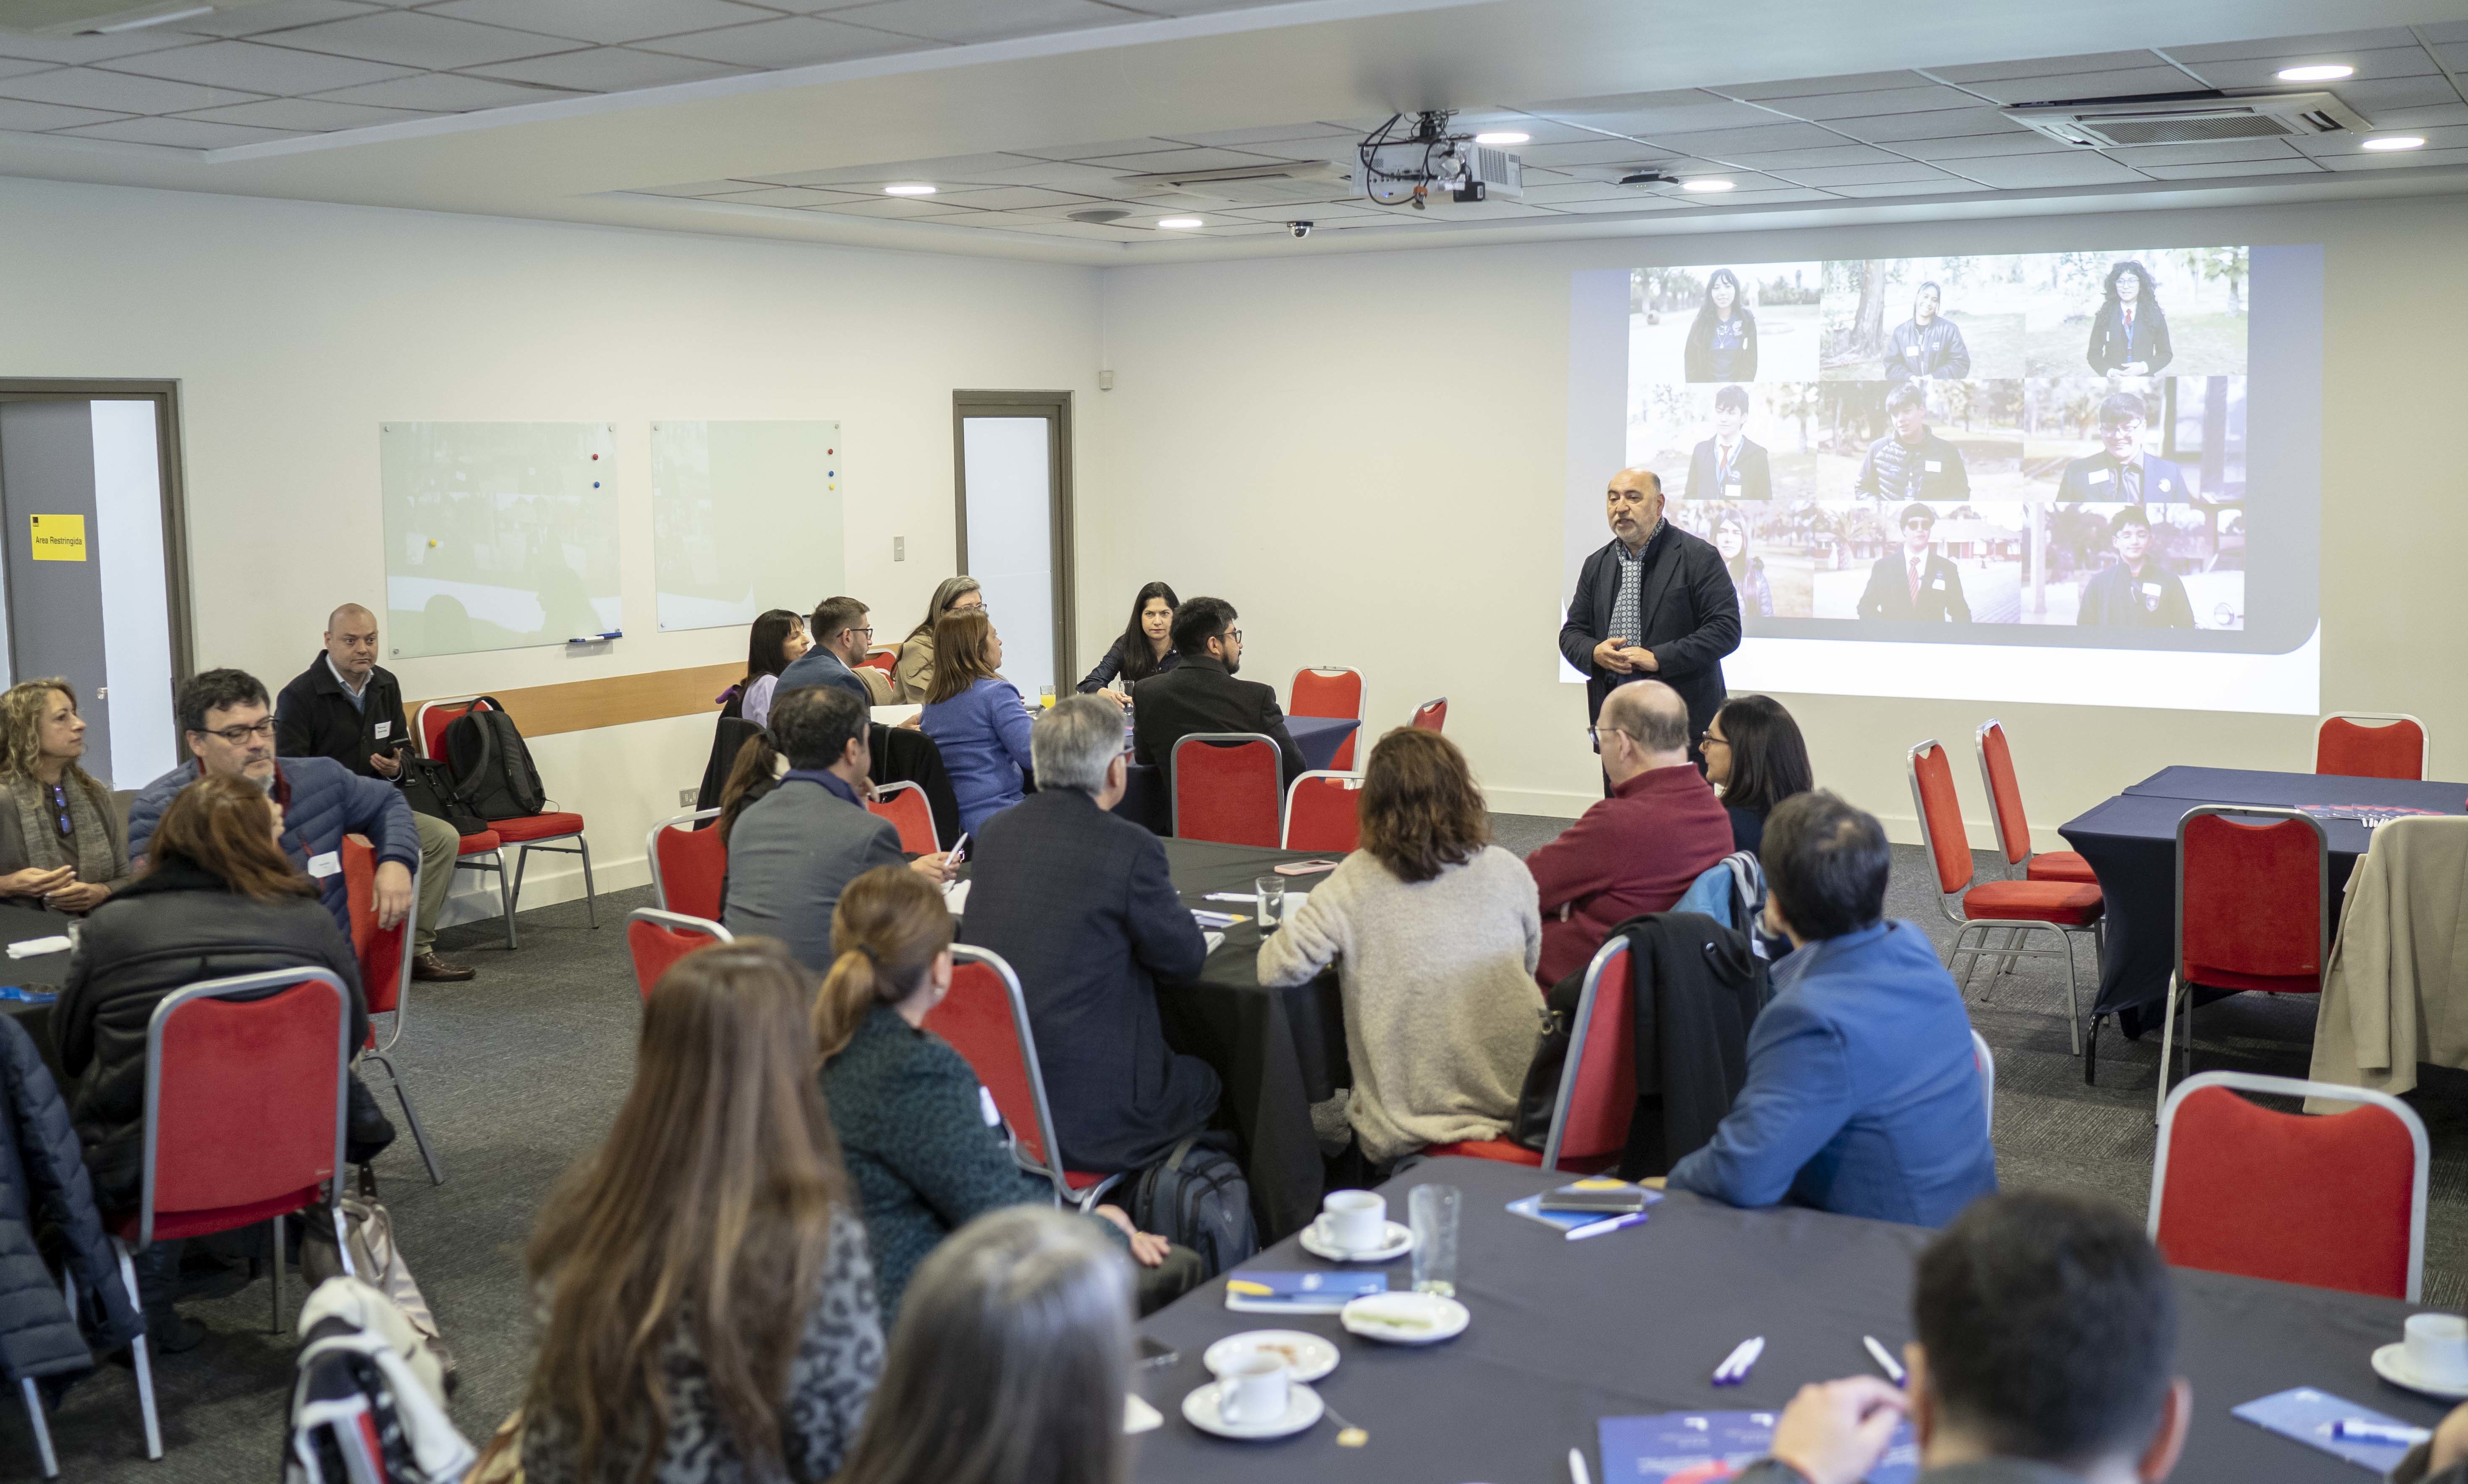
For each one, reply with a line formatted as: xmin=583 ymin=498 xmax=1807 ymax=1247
xmin=1700 ymin=732 xmax=1730 ymax=749
xmin=851 ymin=626 xmax=875 ymax=638
xmin=1586 ymin=725 xmax=1640 ymax=753
xmin=193 ymin=719 xmax=275 ymax=744
xmin=1222 ymin=628 xmax=1243 ymax=644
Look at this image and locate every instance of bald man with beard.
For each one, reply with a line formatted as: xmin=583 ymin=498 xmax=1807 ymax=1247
xmin=1558 ymin=466 xmax=1743 ymax=788
xmin=277 ymin=603 xmax=474 ymax=981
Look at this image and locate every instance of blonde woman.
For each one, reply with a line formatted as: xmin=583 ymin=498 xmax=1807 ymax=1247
xmin=893 ymin=576 xmax=983 ymax=703
xmin=0 ymin=679 xmax=128 ymax=912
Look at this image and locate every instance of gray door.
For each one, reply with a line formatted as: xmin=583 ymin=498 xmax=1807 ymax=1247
xmin=0 ymin=401 xmax=113 ymax=777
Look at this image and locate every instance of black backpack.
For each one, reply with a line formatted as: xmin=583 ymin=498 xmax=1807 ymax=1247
xmin=441 ymin=698 xmax=548 ymax=820
xmin=1127 ymin=1137 xmax=1256 ymax=1279
xmin=395 ymin=757 xmax=490 ymax=837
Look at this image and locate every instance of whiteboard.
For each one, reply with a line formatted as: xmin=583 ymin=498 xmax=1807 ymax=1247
xmin=651 ymin=421 xmax=842 ymax=632
xmin=379 ymin=422 xmax=622 ymax=660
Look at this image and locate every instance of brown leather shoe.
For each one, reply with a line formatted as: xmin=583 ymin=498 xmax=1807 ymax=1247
xmin=411 ymin=951 xmax=476 ymax=982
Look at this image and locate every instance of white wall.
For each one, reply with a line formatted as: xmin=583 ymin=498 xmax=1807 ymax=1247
xmin=0 ymin=175 xmax=1101 ymax=912
xmin=1083 ymin=196 xmax=2468 ymax=847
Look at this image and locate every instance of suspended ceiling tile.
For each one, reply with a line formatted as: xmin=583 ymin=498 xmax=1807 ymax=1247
xmin=1513 ymin=137 xmax=1672 ymax=167
xmin=178 ymin=95 xmax=437 ymax=128
xmin=2096 ymin=137 xmax=2300 ymax=166
xmin=1007 ymin=135 xmax=1178 ymax=160
xmin=268 ymin=9 xmax=585 ymax=68
xmin=1626 ymin=121 xmax=1851 ymax=155
xmin=1539 ymin=193 xmax=1697 ymax=213
xmin=1949 ymin=150 xmax=2149 ymax=187
xmin=2177 ymin=45 xmax=2438 ymax=89
xmin=2136 ymin=157 xmax=2329 ymax=178
xmin=97 ymin=39 xmax=414 ymax=93
xmin=169 ymin=0 xmax=385 ymax=38
xmin=2290 ymin=121 xmax=2468 ymax=155
xmin=1822 ymin=177 xmax=1999 ymax=196
xmin=0 ymin=66 xmax=266 ymax=113
xmin=1533 ymin=97 xmax=1777 ymax=136
xmin=466 ymin=46 xmax=743 ymax=89
xmin=927 ymin=184 xmax=1110 ymax=209
xmin=821 ymin=0 xmax=1140 ymax=45
xmin=0 ymin=56 xmax=52 ymax=80
xmin=633 ymin=179 xmax=751 ymax=196
xmin=2368 ymin=102 xmax=2468 ymax=131
xmin=1162 ymin=120 xmax=1364 ymax=147
xmin=2420 ymin=21 xmax=2468 ymax=45
xmin=0 ymin=29 xmax=204 ymax=63
xmin=0 ymin=96 xmax=128 ymax=129
xmin=304 ymin=70 xmax=578 ymax=107
xmin=1720 ymin=70 xmax=1930 ymax=101
xmin=2337 ymin=73 xmax=2468 ymax=112
xmin=1777 ymin=159 xmax=1959 ymax=186
xmin=805 ymin=193 xmax=985 ymax=216
xmin=705 ymin=185 xmax=846 ymax=205
xmin=2314 ymin=144 xmax=2468 ymax=170
xmin=427 ymin=0 xmax=783 ymax=45
xmin=58 ymin=114 xmax=303 ymax=146
xmin=1073 ymin=144 xmax=1295 ymax=171
xmin=2163 ymin=29 xmax=2420 ymax=63
xmin=1764 ymin=82 xmax=1996 ymax=120
xmin=1931 ymin=51 xmax=2168 ymax=82
xmin=1125 ymin=0 xmax=1314 ymax=13
xmin=1827 ymin=106 xmax=2031 ymax=144
xmin=1717 ymin=143 xmax=1909 ymax=170
xmin=1519 ymin=178 xmax=1660 ymax=204
xmin=640 ymin=14 xmax=929 ymax=66
xmin=1957 ymin=67 xmax=2206 ymax=106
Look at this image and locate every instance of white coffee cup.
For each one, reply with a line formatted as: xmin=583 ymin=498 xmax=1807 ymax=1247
xmin=1212 ymin=1350 xmax=1289 ymax=1426
xmin=2405 ymin=1313 xmax=2468 ymax=1386
xmin=1320 ymin=1190 xmax=1387 ymax=1253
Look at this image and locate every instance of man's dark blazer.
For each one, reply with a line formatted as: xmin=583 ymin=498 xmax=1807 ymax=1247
xmin=1856 ymin=551 xmax=1972 ymax=623
xmin=1683 ymin=438 xmax=1773 ymax=502
xmin=1557 ymin=525 xmax=1742 ymax=740
xmin=1130 ymin=653 xmax=1305 ymax=795
xmin=2054 ymin=451 xmax=2192 ymax=505
xmin=275 ymin=655 xmax=410 ymax=779
xmin=958 ymin=788 xmax=1217 ymax=1173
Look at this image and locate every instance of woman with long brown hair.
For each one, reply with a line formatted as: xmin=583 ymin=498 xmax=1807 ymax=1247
xmin=0 ymin=678 xmax=130 ymax=912
xmin=917 ymin=609 xmax=1034 ymax=835
xmin=520 ymin=937 xmax=882 ymax=1484
xmin=892 ymin=575 xmax=983 ymax=703
xmin=1258 ymin=728 xmax=1543 ymax=1178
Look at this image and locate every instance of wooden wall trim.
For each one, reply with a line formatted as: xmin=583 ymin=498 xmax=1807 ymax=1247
xmin=411 ymin=662 xmax=741 ymax=741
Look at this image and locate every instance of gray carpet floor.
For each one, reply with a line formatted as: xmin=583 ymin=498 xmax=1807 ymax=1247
xmin=14 ymin=818 xmax=2461 ymax=1480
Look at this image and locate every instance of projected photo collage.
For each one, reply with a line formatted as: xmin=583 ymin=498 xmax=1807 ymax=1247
xmin=1628 ymin=250 xmax=2249 ymax=631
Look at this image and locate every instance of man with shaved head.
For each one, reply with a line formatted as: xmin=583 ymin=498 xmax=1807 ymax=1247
xmin=1524 ymin=678 xmax=1735 ymax=988
xmin=1558 ymin=466 xmax=1741 ymax=788
xmin=277 ymin=603 xmax=473 ymax=981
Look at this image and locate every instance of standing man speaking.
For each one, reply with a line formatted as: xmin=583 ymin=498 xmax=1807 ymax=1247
xmin=1560 ymin=468 xmax=1741 ymax=780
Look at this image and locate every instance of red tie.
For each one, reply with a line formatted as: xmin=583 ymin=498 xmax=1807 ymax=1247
xmin=1908 ymin=556 xmax=1923 ymax=603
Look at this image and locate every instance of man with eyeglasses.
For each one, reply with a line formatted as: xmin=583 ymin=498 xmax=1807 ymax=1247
xmin=777 ymin=595 xmax=882 ymax=706
xmin=1130 ymin=596 xmax=1306 ymax=797
xmin=127 ymin=668 xmax=424 ymax=941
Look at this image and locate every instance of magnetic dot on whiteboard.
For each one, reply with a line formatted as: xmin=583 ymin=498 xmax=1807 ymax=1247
xmin=592 ymin=481 xmax=600 ymax=488
xmin=427 ymin=539 xmax=438 ymax=547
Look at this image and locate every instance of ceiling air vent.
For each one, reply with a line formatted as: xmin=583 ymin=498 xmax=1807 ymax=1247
xmin=2000 ymin=89 xmax=2371 ymax=149
xmin=1111 ymin=159 xmax=1353 ymax=206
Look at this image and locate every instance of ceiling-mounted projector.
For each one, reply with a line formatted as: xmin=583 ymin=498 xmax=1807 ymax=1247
xmin=1352 ymin=111 xmax=1525 ymax=209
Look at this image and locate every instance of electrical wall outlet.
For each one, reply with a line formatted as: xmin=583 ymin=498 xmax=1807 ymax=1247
xmin=678 ymin=788 xmax=696 ymax=806
xmin=894 ymin=535 xmax=906 ymax=562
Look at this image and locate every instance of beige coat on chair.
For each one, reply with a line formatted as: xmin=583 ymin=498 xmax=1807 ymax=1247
xmin=2308 ymin=815 xmax=2468 ymax=1110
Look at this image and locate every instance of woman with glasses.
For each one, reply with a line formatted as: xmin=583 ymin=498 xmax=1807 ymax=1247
xmin=919 ymin=610 xmax=1035 ymax=834
xmin=1701 ymin=694 xmax=1814 ymax=856
xmin=0 ymin=679 xmax=129 ymax=913
xmin=895 ymin=577 xmax=985 ymax=703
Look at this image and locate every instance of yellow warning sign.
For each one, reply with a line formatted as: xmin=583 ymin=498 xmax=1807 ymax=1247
xmin=30 ymin=515 xmax=86 ymax=562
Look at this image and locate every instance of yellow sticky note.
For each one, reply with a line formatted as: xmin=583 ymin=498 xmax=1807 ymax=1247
xmin=30 ymin=515 xmax=86 ymax=562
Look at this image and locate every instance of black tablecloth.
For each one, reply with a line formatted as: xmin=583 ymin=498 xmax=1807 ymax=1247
xmin=1116 ymin=716 xmax=1362 ymax=836
xmin=1131 ymin=1157 xmax=2447 ymax=1484
xmin=0 ymin=900 xmax=75 ymax=1086
xmin=2058 ymin=767 xmax=2468 ymax=1023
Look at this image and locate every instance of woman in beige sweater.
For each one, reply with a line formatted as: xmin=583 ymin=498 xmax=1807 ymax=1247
xmin=893 ymin=576 xmax=983 ymax=703
xmin=1259 ymin=728 xmax=1543 ymax=1169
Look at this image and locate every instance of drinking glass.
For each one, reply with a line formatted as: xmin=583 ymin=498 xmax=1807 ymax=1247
xmin=1254 ymin=876 xmax=1285 ymax=932
xmin=1038 ymin=685 xmax=1057 ymax=709
xmin=1409 ymin=1184 xmax=1460 ymax=1296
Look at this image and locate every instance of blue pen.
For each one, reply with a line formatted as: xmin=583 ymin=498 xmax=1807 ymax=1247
xmin=1566 ymin=1210 xmax=1650 ymax=1241
xmin=2330 ymin=1421 xmax=2431 ymax=1446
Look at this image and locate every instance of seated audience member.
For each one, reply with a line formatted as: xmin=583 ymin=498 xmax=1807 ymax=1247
xmin=894 ymin=576 xmax=984 ymax=703
xmin=1129 ymin=596 xmax=1304 ymax=795
xmin=918 ymin=609 xmax=1034 ymax=834
xmin=722 ymin=686 xmax=950 ymax=972
xmin=1525 ymin=679 xmax=1733 ymax=988
xmin=816 ymin=865 xmax=1191 ymax=1322
xmin=961 ymin=696 xmax=1217 ymax=1174
xmin=1703 ymin=693 xmax=1814 ymax=855
xmin=1260 ymin=728 xmax=1542 ymax=1171
xmin=1078 ymin=581 xmax=1182 ymax=702
xmin=0 ymin=678 xmax=131 ymax=913
xmin=1667 ymin=790 xmax=1996 ymax=1226
xmin=273 ymin=603 xmax=472 ymax=981
xmin=131 ymin=668 xmax=421 ymax=943
xmin=714 ymin=726 xmax=784 ymax=848
xmin=832 ymin=1207 xmax=1133 ymax=1484
xmin=777 ymin=596 xmax=878 ymax=705
xmin=59 ymin=773 xmax=373 ymax=1351
xmin=724 ymin=607 xmax=811 ymax=726
xmin=1733 ymin=1191 xmax=2188 ymax=1484
xmin=521 ymin=938 xmax=882 ymax=1484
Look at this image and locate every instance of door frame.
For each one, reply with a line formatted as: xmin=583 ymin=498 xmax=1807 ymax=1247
xmin=952 ymin=391 xmax=1075 ymax=692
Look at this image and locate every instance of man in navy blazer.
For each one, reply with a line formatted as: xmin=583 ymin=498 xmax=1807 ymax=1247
xmin=1668 ymin=790 xmax=1996 ymax=1227
xmin=1683 ymin=385 xmax=1773 ymax=502
xmin=1557 ymin=467 xmax=1742 ymax=761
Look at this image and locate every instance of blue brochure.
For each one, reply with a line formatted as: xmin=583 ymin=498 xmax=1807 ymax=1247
xmin=2233 ymin=1387 xmax=2428 ymax=1473
xmin=1507 ymin=1179 xmax=1665 ymax=1234
xmin=1223 ymin=1270 xmax=1387 ymax=1314
xmin=1598 ymin=1410 xmax=1918 ymax=1483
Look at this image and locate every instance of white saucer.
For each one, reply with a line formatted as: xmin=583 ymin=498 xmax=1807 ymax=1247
xmin=1205 ymin=1330 xmax=1340 ymax=1383
xmin=1299 ymin=1218 xmax=1416 ymax=1262
xmin=1340 ymin=1291 xmax=1471 ymax=1346
xmin=2374 ymin=1343 xmax=2468 ymax=1400
xmin=1182 ymin=1379 xmax=1324 ymax=1440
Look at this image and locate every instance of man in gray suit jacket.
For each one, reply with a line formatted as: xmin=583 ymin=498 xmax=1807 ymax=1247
xmin=1732 ymin=1191 xmax=2191 ymax=1484
xmin=722 ymin=686 xmax=950 ymax=972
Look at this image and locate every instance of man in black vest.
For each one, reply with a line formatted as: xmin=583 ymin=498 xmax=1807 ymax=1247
xmin=275 ymin=604 xmax=474 ymax=981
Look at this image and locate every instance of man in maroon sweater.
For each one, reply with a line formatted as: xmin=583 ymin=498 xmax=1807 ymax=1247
xmin=1527 ymin=680 xmax=1736 ymax=988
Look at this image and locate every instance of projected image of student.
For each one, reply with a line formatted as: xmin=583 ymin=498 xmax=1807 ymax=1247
xmin=1712 ymin=507 xmax=1773 ymax=619
xmin=1853 ymin=384 xmax=1969 ymax=503
xmin=1856 ymin=504 xmax=1969 ymax=623
xmin=1684 ymin=269 xmax=1757 ymax=382
xmin=2055 ymin=392 xmax=2193 ymax=505
xmin=2076 ymin=507 xmax=2194 ymax=629
xmin=1884 ymin=281 xmax=1971 ymax=385
xmin=2085 ymin=259 xmax=2172 ymax=377
xmin=1684 ymin=386 xmax=1772 ymax=501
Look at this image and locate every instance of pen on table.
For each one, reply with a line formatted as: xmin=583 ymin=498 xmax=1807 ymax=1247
xmin=1568 ymin=1445 xmax=1593 ymax=1484
xmin=1565 ymin=1211 xmax=1650 ymax=1241
xmin=1863 ymin=1335 xmax=1906 ymax=1385
xmin=2330 ymin=1420 xmax=2432 ymax=1445
xmin=1712 ymin=1336 xmax=1765 ymax=1386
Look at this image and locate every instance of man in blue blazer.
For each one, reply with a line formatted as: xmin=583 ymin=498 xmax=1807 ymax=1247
xmin=1668 ymin=790 xmax=1996 ymax=1227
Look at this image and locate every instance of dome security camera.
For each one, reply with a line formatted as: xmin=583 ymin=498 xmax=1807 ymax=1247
xmin=1288 ymin=221 xmax=1314 ymax=238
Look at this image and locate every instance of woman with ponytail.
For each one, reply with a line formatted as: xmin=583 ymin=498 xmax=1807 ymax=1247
xmin=817 ymin=865 xmax=1193 ymax=1323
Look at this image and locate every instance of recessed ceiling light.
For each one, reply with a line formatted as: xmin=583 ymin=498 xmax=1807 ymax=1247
xmin=1157 ymin=217 xmax=1204 ymax=229
xmin=2360 ymin=135 xmax=2426 ymax=151
xmin=882 ymin=183 xmax=937 ymax=196
xmin=1681 ymin=178 xmax=1736 ymax=192
xmin=1472 ymin=131 xmax=1530 ymax=145
xmin=2276 ymin=63 xmax=2355 ymax=81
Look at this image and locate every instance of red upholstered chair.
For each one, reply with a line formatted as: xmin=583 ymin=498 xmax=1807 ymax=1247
xmin=626 ymin=909 xmax=731 ymax=1000
xmin=1281 ymin=771 xmax=1362 ymax=853
xmin=340 ymin=837 xmax=442 ymax=1186
xmin=923 ymin=946 xmax=1120 ymax=1210
xmin=112 ymin=967 xmax=355 ymax=1459
xmin=866 ymin=780 xmax=941 ymax=854
xmin=1427 ymin=937 xmax=1633 ymax=1173
xmin=1410 ymin=698 xmax=1447 ymax=733
xmin=1170 ymin=732 xmax=1282 ymax=847
xmin=417 ymin=696 xmax=597 ymax=948
xmin=646 ymin=807 xmax=725 ymax=921
xmin=1289 ymin=667 xmax=1365 ymax=771
xmin=2155 ymin=805 xmax=2328 ymax=1118
xmin=2316 ymin=712 xmax=2428 ymax=781
xmin=858 ymin=650 xmax=899 ymax=680
xmin=1974 ymin=719 xmax=2098 ymax=885
xmin=2151 ymin=1071 xmax=2427 ymax=1300
xmin=1908 ymin=740 xmax=2103 ymax=1064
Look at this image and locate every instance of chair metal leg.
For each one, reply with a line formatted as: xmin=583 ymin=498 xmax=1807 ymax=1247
xmin=369 ymin=1053 xmax=445 ymax=1186
xmin=578 ymin=837 xmax=597 ymax=928
xmin=510 ymin=843 xmax=532 ymax=912
xmin=270 ymin=1215 xmax=284 ymax=1334
xmin=2060 ymin=929 xmax=2083 ymax=1056
xmin=114 ymin=1242 xmax=162 ymax=1460
xmin=22 ymin=1376 xmax=57 ymax=1479
xmin=2155 ymin=973 xmax=2183 ymax=1123
xmin=2084 ymin=1013 xmax=2102 ymax=1085
xmin=494 ymin=853 xmax=518 ymax=951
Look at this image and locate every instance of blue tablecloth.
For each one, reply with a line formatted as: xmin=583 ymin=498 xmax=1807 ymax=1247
xmin=1113 ymin=716 xmax=1361 ymax=836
